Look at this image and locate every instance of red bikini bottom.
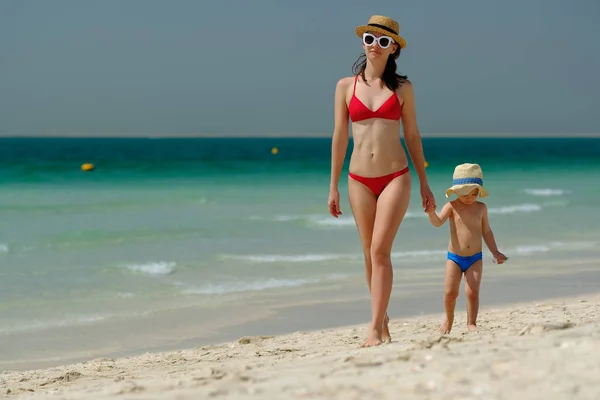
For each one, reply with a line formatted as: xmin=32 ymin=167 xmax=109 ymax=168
xmin=348 ymin=166 xmax=410 ymax=197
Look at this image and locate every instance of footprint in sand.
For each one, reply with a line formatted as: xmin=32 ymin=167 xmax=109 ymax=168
xmin=518 ymin=321 xmax=575 ymax=336
xmin=238 ymin=336 xmax=275 ymax=345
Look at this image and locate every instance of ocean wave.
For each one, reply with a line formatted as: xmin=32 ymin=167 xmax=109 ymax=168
xmin=513 ymin=245 xmax=551 ymax=255
xmin=524 ymin=188 xmax=569 ymax=197
xmin=250 ymin=211 xmax=424 ymax=229
xmin=391 ymin=249 xmax=446 ymax=259
xmin=0 ymin=243 xmax=7 ymax=253
xmin=503 ymin=241 xmax=597 ymax=257
xmin=219 ymin=240 xmax=587 ymax=269
xmin=487 ymin=203 xmax=542 ymax=214
xmin=548 ymin=240 xmax=598 ymax=250
xmin=183 ymin=240 xmax=592 ymax=296
xmin=182 ymin=278 xmax=314 ymax=295
xmin=0 ymin=314 xmax=107 ymax=336
xmin=310 ymin=216 xmax=357 ymax=227
xmin=311 ymin=211 xmax=424 ymax=227
xmin=125 ymin=261 xmax=176 ymax=275
xmin=248 ymin=214 xmax=308 ymax=222
xmin=221 ymin=253 xmax=353 ymax=263
xmin=251 ymin=204 xmax=542 ymax=229
xmin=180 ymin=274 xmax=348 ymax=295
xmin=221 ymin=249 xmax=447 ymax=264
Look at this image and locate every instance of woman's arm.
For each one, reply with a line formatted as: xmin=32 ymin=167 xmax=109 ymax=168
xmin=400 ymin=81 xmax=428 ymax=186
xmin=329 ymin=78 xmax=351 ymax=190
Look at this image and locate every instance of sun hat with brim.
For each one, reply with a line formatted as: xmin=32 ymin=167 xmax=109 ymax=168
xmin=355 ymin=15 xmax=406 ymax=49
xmin=445 ymin=163 xmax=489 ymax=198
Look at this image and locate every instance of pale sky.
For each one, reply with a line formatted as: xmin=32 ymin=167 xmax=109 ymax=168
xmin=1 ymin=0 xmax=599 ymax=136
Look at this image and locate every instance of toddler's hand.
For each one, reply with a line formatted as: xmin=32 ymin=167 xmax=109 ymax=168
xmin=493 ymin=252 xmax=508 ymax=264
xmin=425 ymin=204 xmax=436 ymax=214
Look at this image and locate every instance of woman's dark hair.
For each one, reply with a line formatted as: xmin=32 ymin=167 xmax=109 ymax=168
xmin=351 ymin=46 xmax=407 ymax=91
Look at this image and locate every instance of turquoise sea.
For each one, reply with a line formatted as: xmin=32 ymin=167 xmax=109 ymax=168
xmin=1 ymin=137 xmax=599 ymax=356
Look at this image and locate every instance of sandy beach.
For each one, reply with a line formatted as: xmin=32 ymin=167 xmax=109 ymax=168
xmin=2 ymin=292 xmax=599 ymax=400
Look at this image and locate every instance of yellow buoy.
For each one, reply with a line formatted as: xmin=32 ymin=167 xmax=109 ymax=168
xmin=81 ymin=163 xmax=95 ymax=172
xmin=271 ymin=147 xmax=279 ymax=155
xmin=424 ymin=160 xmax=429 ymax=168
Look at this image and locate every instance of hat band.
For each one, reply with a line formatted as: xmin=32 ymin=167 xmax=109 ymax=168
xmin=367 ymin=23 xmax=398 ymax=35
xmin=453 ymin=177 xmax=483 ymax=185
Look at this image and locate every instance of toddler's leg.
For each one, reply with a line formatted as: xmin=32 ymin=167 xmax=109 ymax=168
xmin=464 ymin=260 xmax=483 ymax=332
xmin=441 ymin=260 xmax=462 ymax=334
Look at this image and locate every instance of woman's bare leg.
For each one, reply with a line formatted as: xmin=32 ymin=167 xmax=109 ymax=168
xmin=347 ymin=177 xmax=376 ymax=288
xmin=348 ymin=178 xmax=388 ymax=338
xmin=361 ymin=173 xmax=411 ymax=347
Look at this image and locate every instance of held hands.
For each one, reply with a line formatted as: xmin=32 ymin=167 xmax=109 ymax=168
xmin=425 ymin=205 xmax=437 ymax=215
xmin=328 ymin=188 xmax=342 ymax=218
xmin=420 ymin=183 xmax=436 ymax=213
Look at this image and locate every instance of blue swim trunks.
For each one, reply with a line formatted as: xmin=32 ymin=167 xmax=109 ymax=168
xmin=447 ymin=251 xmax=482 ymax=272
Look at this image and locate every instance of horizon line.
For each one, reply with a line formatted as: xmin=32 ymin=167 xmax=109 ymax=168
xmin=1 ymin=132 xmax=599 ymax=139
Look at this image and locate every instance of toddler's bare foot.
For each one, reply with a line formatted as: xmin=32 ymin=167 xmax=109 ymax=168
xmin=381 ymin=314 xmax=391 ymax=344
xmin=440 ymin=315 xmax=454 ymax=334
xmin=467 ymin=324 xmax=478 ymax=332
xmin=360 ymin=330 xmax=383 ymax=348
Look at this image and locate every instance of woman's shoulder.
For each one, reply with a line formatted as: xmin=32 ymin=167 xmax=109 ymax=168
xmin=335 ymin=76 xmax=356 ymax=100
xmin=336 ymin=76 xmax=356 ymax=89
xmin=397 ymin=78 xmax=413 ymax=94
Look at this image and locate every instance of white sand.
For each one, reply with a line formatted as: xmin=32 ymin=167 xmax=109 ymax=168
xmin=2 ymin=293 xmax=600 ymax=399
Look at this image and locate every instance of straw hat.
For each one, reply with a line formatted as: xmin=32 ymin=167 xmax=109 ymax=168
xmin=445 ymin=163 xmax=489 ymax=198
xmin=355 ymin=15 xmax=407 ymax=49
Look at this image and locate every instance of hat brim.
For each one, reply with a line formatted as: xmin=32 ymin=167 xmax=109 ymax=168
xmin=355 ymin=26 xmax=406 ymax=49
xmin=445 ymin=184 xmax=488 ymax=198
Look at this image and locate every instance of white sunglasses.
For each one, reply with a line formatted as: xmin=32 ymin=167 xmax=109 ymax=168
xmin=362 ymin=33 xmax=395 ymax=49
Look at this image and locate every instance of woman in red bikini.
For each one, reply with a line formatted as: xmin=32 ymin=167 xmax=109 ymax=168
xmin=328 ymin=15 xmax=436 ymax=347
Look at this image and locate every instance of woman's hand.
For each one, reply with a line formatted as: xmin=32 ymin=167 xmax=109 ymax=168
xmin=420 ymin=183 xmax=436 ymax=212
xmin=328 ymin=188 xmax=342 ymax=218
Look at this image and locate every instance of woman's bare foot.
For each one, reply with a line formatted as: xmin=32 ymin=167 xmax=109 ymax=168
xmin=360 ymin=329 xmax=383 ymax=348
xmin=467 ymin=324 xmax=478 ymax=332
xmin=440 ymin=315 xmax=454 ymax=334
xmin=381 ymin=314 xmax=391 ymax=343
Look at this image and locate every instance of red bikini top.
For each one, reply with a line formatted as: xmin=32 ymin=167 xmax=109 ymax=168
xmin=348 ymin=75 xmax=402 ymax=123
